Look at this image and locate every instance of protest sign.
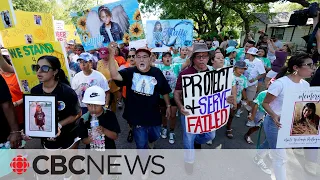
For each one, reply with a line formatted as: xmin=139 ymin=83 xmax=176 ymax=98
xmin=54 ymin=20 xmax=67 ymax=42
xmin=182 ymin=67 xmax=233 ymax=134
xmin=7 ymin=41 xmax=71 ymax=93
xmin=146 ymin=20 xmax=193 ymax=50
xmin=0 ymin=0 xmax=16 ymax=30
xmin=64 ymin=24 xmax=81 ymax=43
xmin=277 ymin=87 xmax=320 ymax=148
xmin=1 ymin=11 xmax=55 ymax=47
xmin=70 ymin=0 xmax=145 ymax=51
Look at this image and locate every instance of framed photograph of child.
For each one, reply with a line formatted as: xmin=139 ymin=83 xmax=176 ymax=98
xmin=24 ymin=95 xmax=57 ymax=138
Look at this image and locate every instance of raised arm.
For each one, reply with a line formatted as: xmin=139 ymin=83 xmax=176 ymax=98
xmin=108 ymin=42 xmax=123 ymax=81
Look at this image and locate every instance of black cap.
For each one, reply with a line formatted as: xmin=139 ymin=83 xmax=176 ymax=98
xmin=162 ymin=52 xmax=172 ymax=57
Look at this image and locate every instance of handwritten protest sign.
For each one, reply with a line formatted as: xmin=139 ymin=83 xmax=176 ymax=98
xmin=277 ymin=87 xmax=320 ymax=148
xmin=70 ymin=0 xmax=145 ymax=51
xmin=182 ymin=67 xmax=233 ymax=134
xmin=1 ymin=11 xmax=55 ymax=47
xmin=54 ymin=20 xmax=67 ymax=42
xmin=7 ymin=41 xmax=71 ymax=93
xmin=146 ymin=20 xmax=193 ymax=50
xmin=0 ymin=0 xmax=16 ymax=30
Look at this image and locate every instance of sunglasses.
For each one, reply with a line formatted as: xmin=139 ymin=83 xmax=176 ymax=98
xmin=301 ymin=63 xmax=315 ymax=69
xmin=32 ymin=64 xmax=53 ymax=72
xmin=128 ymin=55 xmax=135 ymax=58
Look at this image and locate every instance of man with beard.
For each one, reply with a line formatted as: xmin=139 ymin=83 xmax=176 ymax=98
xmin=109 ymin=42 xmax=172 ymax=149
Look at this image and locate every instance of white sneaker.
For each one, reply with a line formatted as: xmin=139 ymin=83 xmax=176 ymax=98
xmin=246 ymin=120 xmax=256 ymax=127
xmin=161 ymin=128 xmax=167 ymax=139
xmin=253 ymin=155 xmax=272 ymax=175
xmin=206 ymin=140 xmax=213 ymax=145
xmin=169 ymin=132 xmax=175 ymax=144
xmin=235 ymin=109 xmax=243 ymax=118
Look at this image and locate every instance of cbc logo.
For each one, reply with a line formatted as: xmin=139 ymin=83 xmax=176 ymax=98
xmin=10 ymin=155 xmax=30 ymax=175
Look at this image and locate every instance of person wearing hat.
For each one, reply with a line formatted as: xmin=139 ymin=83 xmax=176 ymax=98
xmin=244 ymin=47 xmax=266 ymax=115
xmin=71 ymin=52 xmax=110 ymax=114
xmin=174 ymin=43 xmax=234 ymax=172
xmin=109 ymin=42 xmax=172 ymax=149
xmin=226 ymin=60 xmax=248 ymax=139
xmin=155 ymin=51 xmax=182 ymax=144
xmin=97 ymin=47 xmax=122 ymax=113
xmin=78 ymin=85 xmax=120 ymax=180
xmin=225 ymin=46 xmax=238 ymax=66
xmin=228 ymin=35 xmax=238 ymax=48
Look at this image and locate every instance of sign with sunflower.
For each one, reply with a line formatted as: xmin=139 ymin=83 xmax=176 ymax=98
xmin=0 ymin=0 xmax=16 ymax=30
xmin=0 ymin=10 xmax=55 ymax=47
xmin=7 ymin=41 xmax=71 ymax=93
xmin=146 ymin=20 xmax=194 ymax=50
xmin=70 ymin=0 xmax=145 ymax=51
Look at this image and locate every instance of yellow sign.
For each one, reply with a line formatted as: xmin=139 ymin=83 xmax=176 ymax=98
xmin=7 ymin=41 xmax=71 ymax=93
xmin=65 ymin=24 xmax=81 ymax=43
xmin=1 ymin=10 xmax=55 ymax=47
xmin=0 ymin=0 xmax=16 ymax=30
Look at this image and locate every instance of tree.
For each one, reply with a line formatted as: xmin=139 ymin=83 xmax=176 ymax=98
xmin=12 ymin=0 xmax=96 ymax=24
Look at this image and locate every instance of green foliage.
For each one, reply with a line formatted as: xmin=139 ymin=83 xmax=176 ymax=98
xmin=12 ymin=0 xmax=96 ymax=24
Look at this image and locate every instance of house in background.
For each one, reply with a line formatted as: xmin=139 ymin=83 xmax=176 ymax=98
xmin=240 ymin=12 xmax=313 ymax=50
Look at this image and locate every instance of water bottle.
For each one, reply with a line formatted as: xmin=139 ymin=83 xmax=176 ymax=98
xmin=90 ymin=114 xmax=99 ymax=140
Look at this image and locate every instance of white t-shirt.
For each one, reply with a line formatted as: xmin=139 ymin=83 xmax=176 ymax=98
xmin=268 ymin=76 xmax=309 ymax=116
xmin=212 ymin=41 xmax=220 ymax=47
xmin=71 ymin=70 xmax=110 ymax=107
xmin=173 ymin=56 xmax=187 ymax=64
xmin=244 ymin=58 xmax=266 ymax=86
xmin=105 ymin=26 xmax=114 ymax=42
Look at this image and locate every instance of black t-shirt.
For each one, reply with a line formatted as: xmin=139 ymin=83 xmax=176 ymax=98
xmin=310 ymin=67 xmax=320 ymax=86
xmin=31 ymin=82 xmax=81 ymax=149
xmin=114 ymin=67 xmax=171 ymax=126
xmin=78 ymin=110 xmax=120 ymax=149
xmin=0 ymin=75 xmax=12 ymax=143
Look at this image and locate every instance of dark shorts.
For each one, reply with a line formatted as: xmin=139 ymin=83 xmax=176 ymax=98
xmin=159 ymin=98 xmax=177 ymax=107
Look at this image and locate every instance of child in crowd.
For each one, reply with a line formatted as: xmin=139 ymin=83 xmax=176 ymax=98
xmin=225 ymin=46 xmax=238 ymax=66
xmin=244 ymin=79 xmax=274 ymax=144
xmin=226 ymin=61 xmax=248 ymax=139
xmin=256 ymin=47 xmax=271 ymax=92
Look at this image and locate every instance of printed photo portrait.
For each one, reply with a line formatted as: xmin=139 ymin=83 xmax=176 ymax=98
xmin=34 ymin=15 xmax=42 ymax=25
xmin=24 ymin=95 xmax=56 ymax=137
xmin=1 ymin=10 xmax=12 ymax=28
xmin=291 ymin=102 xmax=320 ymax=136
xmin=25 ymin=34 xmax=33 ymax=44
xmin=21 ymin=80 xmax=30 ymax=92
xmin=131 ymin=73 xmax=155 ymax=96
xmin=29 ymin=101 xmax=52 ymax=132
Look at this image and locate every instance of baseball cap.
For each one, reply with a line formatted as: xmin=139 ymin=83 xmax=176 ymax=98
xmin=136 ymin=48 xmax=151 ymax=56
xmin=234 ymin=61 xmax=247 ymax=69
xmin=226 ymin=46 xmax=238 ymax=54
xmin=67 ymin=40 xmax=75 ymax=45
xmin=98 ymin=47 xmax=109 ymax=59
xmin=77 ymin=52 xmax=93 ymax=62
xmin=246 ymin=47 xmax=258 ymax=56
xmin=82 ymin=86 xmax=106 ymax=105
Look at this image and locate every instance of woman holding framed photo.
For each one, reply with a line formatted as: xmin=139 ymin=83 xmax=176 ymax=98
xmin=31 ymin=55 xmax=81 ymax=150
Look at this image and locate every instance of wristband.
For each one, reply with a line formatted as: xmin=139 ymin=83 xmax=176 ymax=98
xmin=58 ymin=123 xmax=62 ymax=129
xmin=10 ymin=130 xmax=22 ymax=134
xmin=166 ymin=104 xmax=171 ymax=108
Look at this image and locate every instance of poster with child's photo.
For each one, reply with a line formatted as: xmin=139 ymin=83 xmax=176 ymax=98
xmin=0 ymin=0 xmax=16 ymax=30
xmin=277 ymin=87 xmax=320 ymax=148
xmin=34 ymin=15 xmax=42 ymax=25
xmin=25 ymin=34 xmax=33 ymax=44
xmin=24 ymin=95 xmax=56 ymax=138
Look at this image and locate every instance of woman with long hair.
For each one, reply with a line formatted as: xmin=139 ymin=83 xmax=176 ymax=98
xmin=153 ymin=21 xmax=163 ymax=47
xmin=31 ymin=55 xmax=81 ymax=150
xmin=292 ymin=103 xmax=319 ymax=135
xmin=253 ymin=52 xmax=315 ymax=179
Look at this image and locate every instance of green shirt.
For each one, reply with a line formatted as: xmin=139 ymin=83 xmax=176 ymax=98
xmin=155 ymin=63 xmax=181 ymax=98
xmin=253 ymin=90 xmax=267 ymax=113
xmin=232 ymin=73 xmax=248 ymax=103
xmin=258 ymin=57 xmax=271 ymax=69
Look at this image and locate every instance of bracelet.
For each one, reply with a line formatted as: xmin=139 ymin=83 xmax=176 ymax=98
xmin=166 ymin=104 xmax=171 ymax=108
xmin=13 ymin=102 xmax=17 ymax=106
xmin=58 ymin=123 xmax=62 ymax=129
xmin=10 ymin=130 xmax=22 ymax=134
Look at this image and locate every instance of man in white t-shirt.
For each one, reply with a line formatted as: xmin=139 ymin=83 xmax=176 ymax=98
xmin=71 ymin=52 xmax=110 ymax=114
xmin=244 ymin=47 xmax=266 ymax=109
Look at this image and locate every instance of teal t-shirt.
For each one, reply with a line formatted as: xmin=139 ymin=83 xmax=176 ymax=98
xmin=155 ymin=63 xmax=181 ymax=98
xmin=232 ymin=73 xmax=248 ymax=103
xmin=235 ymin=48 xmax=245 ymax=62
xmin=258 ymin=57 xmax=271 ymax=69
xmin=253 ymin=90 xmax=267 ymax=113
xmin=173 ymin=56 xmax=187 ymax=64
